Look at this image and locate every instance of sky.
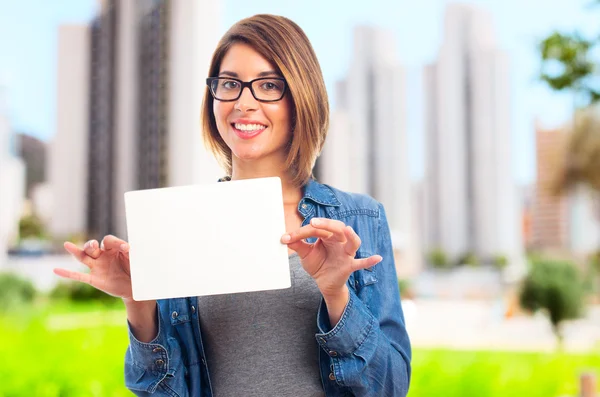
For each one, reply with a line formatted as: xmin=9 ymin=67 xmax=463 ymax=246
xmin=0 ymin=0 xmax=597 ymax=184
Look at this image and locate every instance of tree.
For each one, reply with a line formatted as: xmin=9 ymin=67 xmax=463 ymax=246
xmin=519 ymin=259 xmax=585 ymax=349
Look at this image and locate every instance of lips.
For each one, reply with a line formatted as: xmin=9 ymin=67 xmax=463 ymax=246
xmin=231 ymin=122 xmax=267 ymax=140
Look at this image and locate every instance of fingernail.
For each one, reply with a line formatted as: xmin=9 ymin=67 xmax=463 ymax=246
xmin=83 ymin=241 xmax=90 ymax=249
xmin=120 ymin=243 xmax=128 ymax=251
xmin=375 ymin=255 xmax=383 ymax=263
xmin=281 ymin=234 xmax=291 ymax=243
xmin=311 ymin=218 xmax=320 ymax=226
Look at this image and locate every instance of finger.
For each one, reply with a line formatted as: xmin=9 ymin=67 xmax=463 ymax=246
xmin=343 ymin=226 xmax=361 ymax=256
xmin=282 ymin=225 xmax=332 ymax=244
xmin=101 ymin=235 xmax=130 ymax=258
xmin=286 ymin=239 xmax=314 ymax=259
xmin=352 ymin=255 xmax=383 ymax=272
xmin=310 ymin=218 xmax=347 ymax=243
xmin=63 ymin=241 xmax=93 ymax=268
xmin=53 ymin=267 xmax=92 ymax=285
xmin=83 ymin=239 xmax=102 ymax=259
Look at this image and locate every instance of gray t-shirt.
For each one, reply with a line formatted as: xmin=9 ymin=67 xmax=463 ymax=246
xmin=197 ymin=253 xmax=326 ymax=397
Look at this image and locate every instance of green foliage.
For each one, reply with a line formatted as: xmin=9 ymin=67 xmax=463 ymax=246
xmin=410 ymin=349 xmax=600 ymax=397
xmin=50 ymin=281 xmax=119 ymax=305
xmin=455 ymin=252 xmax=479 ymax=267
xmin=0 ymin=273 xmax=37 ymax=312
xmin=398 ymin=279 xmax=414 ymax=299
xmin=519 ymin=259 xmax=585 ymax=345
xmin=539 ymin=31 xmax=598 ymax=104
xmin=492 ymin=254 xmax=508 ymax=270
xmin=0 ymin=303 xmax=599 ymax=396
xmin=427 ymin=248 xmax=450 ymax=269
xmin=0 ymin=307 xmax=130 ymax=396
xmin=18 ymin=213 xmax=47 ymax=240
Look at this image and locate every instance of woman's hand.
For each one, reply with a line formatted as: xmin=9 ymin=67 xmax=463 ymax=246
xmin=281 ymin=217 xmax=382 ymax=302
xmin=55 ymin=235 xmax=134 ymax=302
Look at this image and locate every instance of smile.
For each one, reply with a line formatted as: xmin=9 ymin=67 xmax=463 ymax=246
xmin=231 ymin=123 xmax=267 ymax=140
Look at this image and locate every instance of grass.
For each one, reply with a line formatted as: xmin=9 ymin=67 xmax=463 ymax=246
xmin=0 ymin=301 xmax=598 ymax=396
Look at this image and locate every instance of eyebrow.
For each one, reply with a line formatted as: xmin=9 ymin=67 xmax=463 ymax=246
xmin=218 ymin=70 xmax=281 ymax=78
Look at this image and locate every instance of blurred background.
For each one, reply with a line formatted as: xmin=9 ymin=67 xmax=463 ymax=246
xmin=1 ymin=0 xmax=599 ymax=396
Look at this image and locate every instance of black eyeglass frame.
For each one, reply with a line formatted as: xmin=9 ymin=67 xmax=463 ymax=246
xmin=205 ymin=77 xmax=287 ymax=102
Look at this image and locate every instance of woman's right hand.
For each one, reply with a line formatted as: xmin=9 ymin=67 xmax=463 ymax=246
xmin=55 ymin=235 xmax=134 ymax=302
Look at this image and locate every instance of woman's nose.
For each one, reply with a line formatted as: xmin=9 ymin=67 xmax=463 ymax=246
xmin=234 ymin=86 xmax=258 ymax=112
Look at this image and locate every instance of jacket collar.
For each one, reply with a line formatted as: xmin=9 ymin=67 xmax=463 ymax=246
xmin=302 ymin=178 xmax=341 ymax=207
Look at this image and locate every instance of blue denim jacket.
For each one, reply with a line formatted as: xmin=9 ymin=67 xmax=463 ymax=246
xmin=124 ymin=178 xmax=412 ymax=396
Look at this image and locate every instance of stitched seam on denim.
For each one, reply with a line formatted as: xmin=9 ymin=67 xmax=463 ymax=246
xmin=158 ymin=382 xmax=179 ymax=397
xmin=322 ymin=292 xmax=354 ymax=340
xmin=333 ymin=209 xmax=379 ymax=219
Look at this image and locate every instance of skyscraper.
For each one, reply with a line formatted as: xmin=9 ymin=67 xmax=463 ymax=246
xmin=424 ymin=4 xmax=522 ymax=262
xmin=49 ymin=24 xmax=90 ymax=241
xmin=320 ymin=26 xmax=420 ymax=274
xmin=51 ymin=0 xmax=221 ymax=241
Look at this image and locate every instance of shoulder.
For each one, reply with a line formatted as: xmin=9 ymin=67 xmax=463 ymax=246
xmin=313 ymin=181 xmax=382 ymax=217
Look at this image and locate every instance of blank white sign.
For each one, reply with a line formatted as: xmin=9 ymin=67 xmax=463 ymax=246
xmin=124 ymin=177 xmax=290 ymax=301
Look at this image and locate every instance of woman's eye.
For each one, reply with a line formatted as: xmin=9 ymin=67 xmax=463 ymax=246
xmin=261 ymin=81 xmax=280 ymax=91
xmin=222 ymin=80 xmax=239 ymax=89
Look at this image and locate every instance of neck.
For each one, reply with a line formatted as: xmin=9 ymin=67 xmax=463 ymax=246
xmin=230 ymin=156 xmax=303 ymax=205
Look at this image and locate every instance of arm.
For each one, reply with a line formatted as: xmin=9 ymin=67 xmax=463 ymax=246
xmin=124 ymin=300 xmax=190 ymax=396
xmin=315 ymin=203 xmax=412 ymax=396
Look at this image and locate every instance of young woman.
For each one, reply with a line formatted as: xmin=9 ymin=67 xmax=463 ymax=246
xmin=56 ymin=14 xmax=411 ymax=397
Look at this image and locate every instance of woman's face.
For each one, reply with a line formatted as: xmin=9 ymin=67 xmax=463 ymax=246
xmin=213 ymin=43 xmax=293 ymax=167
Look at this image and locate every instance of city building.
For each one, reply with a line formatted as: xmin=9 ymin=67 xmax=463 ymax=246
xmin=0 ymin=87 xmax=26 ymax=267
xmin=423 ymin=3 xmax=522 ymax=264
xmin=48 ymin=24 xmax=90 ymax=242
xmin=531 ymin=123 xmax=570 ymax=250
xmin=319 ymin=26 xmax=421 ymax=275
xmin=51 ymin=0 xmax=221 ymax=241
xmin=532 ymin=121 xmax=600 ymax=255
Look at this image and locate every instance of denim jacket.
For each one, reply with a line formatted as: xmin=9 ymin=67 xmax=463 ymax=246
xmin=124 ymin=178 xmax=412 ymax=396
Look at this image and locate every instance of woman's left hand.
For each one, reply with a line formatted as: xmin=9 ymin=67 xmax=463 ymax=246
xmin=281 ymin=218 xmax=382 ymax=299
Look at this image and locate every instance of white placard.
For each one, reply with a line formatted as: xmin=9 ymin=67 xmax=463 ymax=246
xmin=124 ymin=177 xmax=290 ymax=301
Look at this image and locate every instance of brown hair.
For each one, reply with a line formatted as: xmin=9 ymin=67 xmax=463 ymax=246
xmin=201 ymin=14 xmax=329 ymax=187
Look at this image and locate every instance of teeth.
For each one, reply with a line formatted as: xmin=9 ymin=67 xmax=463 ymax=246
xmin=234 ymin=123 xmax=266 ymax=131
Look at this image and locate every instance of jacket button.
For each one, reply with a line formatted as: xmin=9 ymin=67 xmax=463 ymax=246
xmin=329 ymin=351 xmax=338 ymax=357
xmin=329 ymin=372 xmax=336 ymax=381
xmin=155 ymin=359 xmax=164 ymax=366
xmin=171 ymin=311 xmax=178 ymax=319
xmin=191 ymin=306 xmax=196 ymax=314
xmin=301 ymin=203 xmax=308 ymax=209
xmin=153 ymin=347 xmax=162 ymax=353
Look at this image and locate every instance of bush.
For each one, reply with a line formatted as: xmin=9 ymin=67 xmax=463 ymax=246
xmin=0 ymin=273 xmax=37 ymax=312
xmin=427 ymin=248 xmax=450 ymax=269
xmin=50 ymin=281 xmax=119 ymax=305
xmin=492 ymin=254 xmax=508 ymax=270
xmin=456 ymin=252 xmax=479 ymax=267
xmin=519 ymin=259 xmax=585 ymax=347
xmin=19 ymin=214 xmax=47 ymax=240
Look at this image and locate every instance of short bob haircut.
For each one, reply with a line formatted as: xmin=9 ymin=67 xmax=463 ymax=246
xmin=201 ymin=14 xmax=329 ymax=187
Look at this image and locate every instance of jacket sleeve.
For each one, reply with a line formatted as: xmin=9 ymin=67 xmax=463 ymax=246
xmin=315 ymin=203 xmax=412 ymax=396
xmin=124 ymin=300 xmax=190 ymax=396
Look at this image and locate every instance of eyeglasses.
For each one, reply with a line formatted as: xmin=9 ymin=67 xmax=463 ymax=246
xmin=206 ymin=77 xmax=287 ymax=102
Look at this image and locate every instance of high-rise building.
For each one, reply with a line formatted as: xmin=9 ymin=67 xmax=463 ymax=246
xmin=423 ymin=4 xmax=522 ymax=262
xmin=49 ymin=25 xmax=90 ymax=241
xmin=51 ymin=0 xmax=221 ymax=241
xmin=531 ymin=123 xmax=569 ymax=250
xmin=320 ymin=26 xmax=421 ymax=275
